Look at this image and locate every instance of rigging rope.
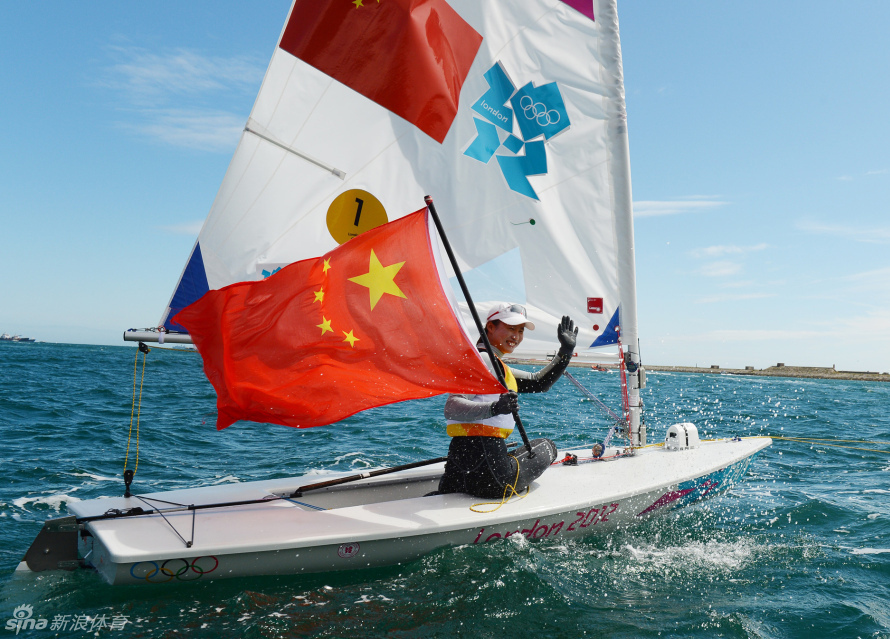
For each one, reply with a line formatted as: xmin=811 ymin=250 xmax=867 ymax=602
xmin=617 ymin=339 xmax=631 ymax=424
xmin=124 ymin=343 xmax=149 ymax=492
xmin=563 ymin=371 xmax=621 ymax=422
xmin=562 ymin=370 xmax=630 ymax=452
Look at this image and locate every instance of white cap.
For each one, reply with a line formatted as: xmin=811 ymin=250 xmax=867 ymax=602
xmin=485 ymin=303 xmax=535 ymax=330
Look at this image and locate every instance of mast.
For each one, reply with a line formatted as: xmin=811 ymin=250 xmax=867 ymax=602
xmin=598 ymin=0 xmax=644 ymax=445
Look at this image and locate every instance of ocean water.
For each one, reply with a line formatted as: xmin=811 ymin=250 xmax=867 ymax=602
xmin=0 ymin=341 xmax=888 ymax=638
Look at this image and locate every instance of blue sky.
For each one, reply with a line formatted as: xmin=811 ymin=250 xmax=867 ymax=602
xmin=1 ymin=2 xmax=887 ymax=372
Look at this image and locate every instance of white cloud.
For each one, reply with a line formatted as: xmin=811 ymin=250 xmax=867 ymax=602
xmin=100 ymin=46 xmax=264 ymax=151
xmin=699 ymin=329 xmax=830 ymax=341
xmin=797 ymin=221 xmax=890 ymax=244
xmin=124 ymin=108 xmax=246 ymax=152
xmin=103 ymin=47 xmax=263 ymax=105
xmin=159 ymin=220 xmax=204 ymax=235
xmin=719 ymin=280 xmax=756 ymax=289
xmin=695 ymin=292 xmax=776 ymax=304
xmin=844 ymin=309 xmax=890 ymax=339
xmin=836 ymin=169 xmax=888 ymax=181
xmin=834 ymin=267 xmax=890 ymax=297
xmin=838 ymin=267 xmax=890 ymax=281
xmin=689 ymin=243 xmax=769 ymax=258
xmin=700 ymin=261 xmax=742 ymax=277
xmin=634 ymin=198 xmax=727 ymax=217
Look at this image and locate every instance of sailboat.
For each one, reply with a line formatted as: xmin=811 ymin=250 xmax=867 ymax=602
xmin=19 ymin=0 xmax=770 ymax=585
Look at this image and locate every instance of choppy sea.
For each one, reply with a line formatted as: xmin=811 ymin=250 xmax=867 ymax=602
xmin=0 ymin=341 xmax=888 ymax=638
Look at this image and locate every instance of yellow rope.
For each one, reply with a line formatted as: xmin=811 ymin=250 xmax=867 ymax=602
xmin=629 ymin=434 xmax=888 ymax=455
xmin=771 ymin=436 xmax=890 ymax=446
xmin=124 ymin=347 xmax=138 ymax=468
xmin=123 ymin=345 xmax=149 ymax=473
xmin=470 ymin=455 xmax=529 ymax=513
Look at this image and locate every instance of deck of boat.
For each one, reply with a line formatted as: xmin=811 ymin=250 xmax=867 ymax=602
xmin=69 ymin=437 xmax=771 ymax=572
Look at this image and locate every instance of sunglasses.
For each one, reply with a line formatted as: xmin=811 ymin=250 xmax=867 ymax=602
xmin=489 ymin=304 xmax=527 ymax=320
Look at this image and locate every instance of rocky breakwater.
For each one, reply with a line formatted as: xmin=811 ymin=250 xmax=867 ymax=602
xmin=645 ymin=363 xmax=889 ymax=382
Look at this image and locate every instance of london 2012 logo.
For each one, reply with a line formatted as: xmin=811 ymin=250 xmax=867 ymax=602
xmin=463 ymin=62 xmax=571 ymax=200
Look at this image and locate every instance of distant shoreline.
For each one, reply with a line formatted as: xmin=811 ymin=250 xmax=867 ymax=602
xmin=506 ymin=359 xmax=890 ymax=382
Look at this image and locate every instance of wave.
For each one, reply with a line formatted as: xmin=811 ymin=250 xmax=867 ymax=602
xmin=13 ymin=493 xmax=81 ymax=512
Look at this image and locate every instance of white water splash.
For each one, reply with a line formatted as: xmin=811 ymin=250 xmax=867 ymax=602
xmin=71 ymin=472 xmax=117 ymax=482
xmin=13 ymin=494 xmax=81 ymax=512
xmin=850 ymin=548 xmax=890 ymax=555
xmin=301 ymin=468 xmax=339 ymax=477
xmin=867 ymin=513 xmax=880 ymax=520
xmin=354 ymin=594 xmax=394 ymax=604
xmin=622 ymin=538 xmax=756 ymax=572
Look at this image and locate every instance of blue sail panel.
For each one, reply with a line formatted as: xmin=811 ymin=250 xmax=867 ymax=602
xmin=590 ymin=307 xmax=619 ymax=348
xmin=164 ymin=243 xmax=210 ymax=332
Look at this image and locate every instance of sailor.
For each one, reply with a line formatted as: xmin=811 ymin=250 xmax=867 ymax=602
xmin=438 ymin=303 xmax=578 ymax=498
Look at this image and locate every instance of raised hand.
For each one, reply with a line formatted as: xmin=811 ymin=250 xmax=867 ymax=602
xmin=557 ymin=315 xmax=578 ymax=351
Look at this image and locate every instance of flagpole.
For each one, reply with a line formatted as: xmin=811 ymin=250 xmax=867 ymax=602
xmin=424 ymin=195 xmax=535 ymax=457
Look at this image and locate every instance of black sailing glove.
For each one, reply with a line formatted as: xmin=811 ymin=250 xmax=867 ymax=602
xmin=557 ymin=315 xmax=578 ymax=355
xmin=514 ymin=316 xmax=578 ymax=394
xmin=491 ymin=391 xmax=519 ymax=416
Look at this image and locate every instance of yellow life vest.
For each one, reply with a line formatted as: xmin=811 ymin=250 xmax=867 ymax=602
xmin=446 ymin=357 xmax=518 ymax=438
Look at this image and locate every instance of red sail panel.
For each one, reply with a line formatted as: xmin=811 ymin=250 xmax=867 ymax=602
xmin=279 ymin=0 xmax=483 ymax=143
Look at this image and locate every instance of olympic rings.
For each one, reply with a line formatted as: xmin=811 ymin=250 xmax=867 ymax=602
xmin=130 ymin=556 xmax=219 ymax=583
xmin=519 ymin=95 xmax=561 ymax=127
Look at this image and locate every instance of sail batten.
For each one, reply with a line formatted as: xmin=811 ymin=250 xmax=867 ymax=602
xmin=244 ymin=125 xmax=346 ymax=179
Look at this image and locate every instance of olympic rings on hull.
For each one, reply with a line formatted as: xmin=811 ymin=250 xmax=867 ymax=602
xmin=129 ymin=556 xmax=219 ymax=583
xmin=519 ymin=95 xmax=561 ymax=127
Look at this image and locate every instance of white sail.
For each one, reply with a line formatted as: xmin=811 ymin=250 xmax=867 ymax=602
xmin=158 ymin=0 xmax=642 ymax=439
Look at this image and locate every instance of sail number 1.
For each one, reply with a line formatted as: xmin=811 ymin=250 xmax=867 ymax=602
xmin=325 ymin=189 xmax=389 ymax=245
xmin=353 ymin=198 xmax=364 ymax=226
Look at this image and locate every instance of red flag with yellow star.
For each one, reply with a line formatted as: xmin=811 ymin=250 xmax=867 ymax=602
xmin=278 ymin=0 xmax=482 ymax=143
xmin=174 ymin=209 xmax=504 ymax=430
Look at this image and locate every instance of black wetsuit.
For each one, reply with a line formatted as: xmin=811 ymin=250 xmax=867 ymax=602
xmin=437 ymin=345 xmax=573 ymax=498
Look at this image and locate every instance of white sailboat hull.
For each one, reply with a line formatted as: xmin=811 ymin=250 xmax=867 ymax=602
xmin=60 ymin=437 xmax=770 ymax=585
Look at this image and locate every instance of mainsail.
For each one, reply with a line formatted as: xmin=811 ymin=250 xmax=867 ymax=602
xmin=155 ymin=0 xmax=644 ymax=442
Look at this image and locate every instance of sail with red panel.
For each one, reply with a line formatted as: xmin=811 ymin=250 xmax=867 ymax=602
xmin=143 ymin=0 xmax=643 ymax=443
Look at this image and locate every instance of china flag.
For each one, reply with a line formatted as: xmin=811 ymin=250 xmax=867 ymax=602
xmin=174 ymin=210 xmax=504 ymax=430
xmin=278 ymin=0 xmax=482 ymax=143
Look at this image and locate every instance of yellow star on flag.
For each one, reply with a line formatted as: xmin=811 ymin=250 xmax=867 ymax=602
xmin=317 ymin=317 xmax=333 ymax=335
xmin=323 ymin=258 xmax=331 ymax=274
xmin=348 ymin=249 xmax=406 ymax=310
xmin=353 ymin=0 xmax=363 ymax=7
xmin=313 ymin=288 xmax=324 ymax=303
xmin=342 ymin=329 xmax=359 ymax=347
